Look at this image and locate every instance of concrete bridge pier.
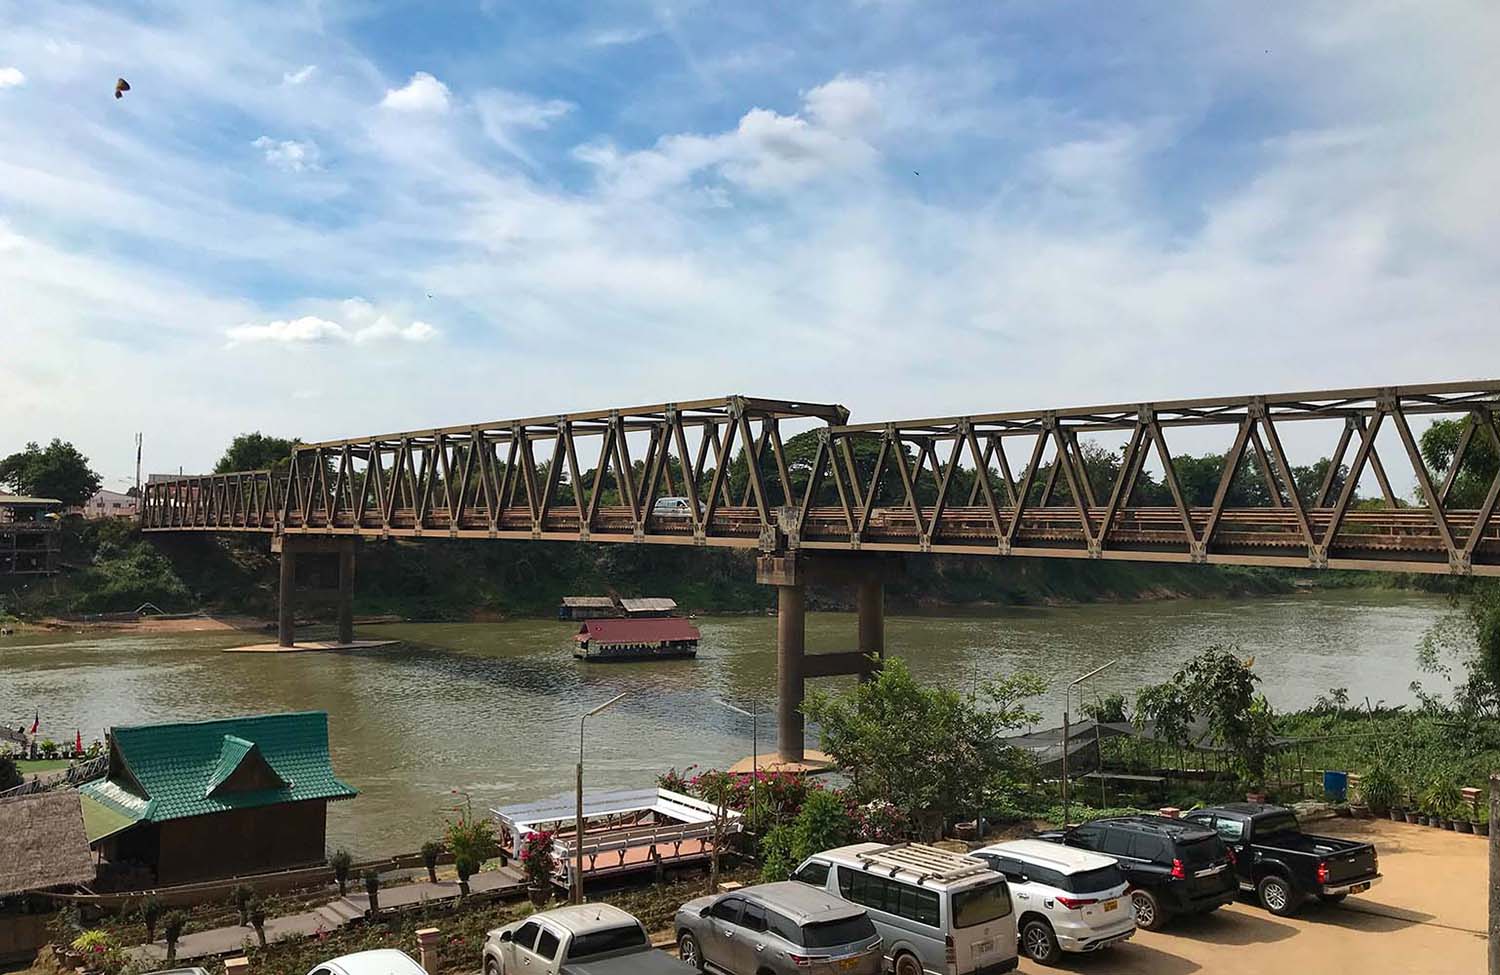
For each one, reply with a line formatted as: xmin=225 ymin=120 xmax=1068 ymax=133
xmin=273 ymin=535 xmax=357 ymax=648
xmin=758 ymin=553 xmax=900 ymax=764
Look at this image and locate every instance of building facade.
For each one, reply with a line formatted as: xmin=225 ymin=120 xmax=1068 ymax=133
xmin=81 ymin=489 xmax=138 ymax=520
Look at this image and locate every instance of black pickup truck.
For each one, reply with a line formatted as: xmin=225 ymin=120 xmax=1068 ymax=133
xmin=1182 ymin=803 xmax=1380 ymax=916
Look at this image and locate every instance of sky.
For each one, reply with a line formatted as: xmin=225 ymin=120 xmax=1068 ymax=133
xmin=1 ymin=0 xmax=1497 ymax=489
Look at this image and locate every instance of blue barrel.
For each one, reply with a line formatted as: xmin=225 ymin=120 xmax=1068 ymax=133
xmin=1323 ymin=770 xmax=1348 ymax=802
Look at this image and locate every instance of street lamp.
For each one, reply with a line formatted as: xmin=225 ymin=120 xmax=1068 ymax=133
xmin=1062 ymin=660 xmax=1118 ymax=828
xmin=575 ymin=691 xmax=629 ymax=905
xmin=714 ymin=698 xmax=760 ymax=799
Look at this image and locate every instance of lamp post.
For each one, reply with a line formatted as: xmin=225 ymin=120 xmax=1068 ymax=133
xmin=1062 ymin=659 xmax=1118 ymax=828
xmin=715 ymin=698 xmax=760 ymax=800
xmin=575 ymin=691 xmax=629 ymax=905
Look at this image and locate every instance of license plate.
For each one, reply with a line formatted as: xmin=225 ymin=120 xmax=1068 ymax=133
xmin=838 ymin=959 xmax=860 ymax=971
xmin=1103 ymin=899 xmax=1118 ymax=912
xmin=1351 ymin=882 xmax=1370 ymax=894
xmin=970 ymin=940 xmax=993 ymax=957
xmin=1195 ymin=864 xmax=1225 ymax=877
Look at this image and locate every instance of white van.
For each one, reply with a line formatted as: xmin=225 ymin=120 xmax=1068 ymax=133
xmin=792 ymin=843 xmax=1017 ymax=975
xmin=651 ymin=497 xmax=701 ymax=518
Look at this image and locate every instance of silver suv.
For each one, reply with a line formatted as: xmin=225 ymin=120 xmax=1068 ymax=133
xmin=676 ymin=882 xmax=883 ymax=975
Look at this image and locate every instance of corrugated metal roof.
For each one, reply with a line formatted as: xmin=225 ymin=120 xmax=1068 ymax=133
xmin=576 ymin=618 xmax=700 ymax=644
xmin=0 ymin=496 xmax=63 ymax=506
xmin=0 ymin=792 xmax=95 ymax=894
xmin=619 ymin=597 xmax=677 ymax=613
xmin=79 ymin=711 xmax=356 ymax=825
xmin=562 ymin=596 xmax=617 ymax=608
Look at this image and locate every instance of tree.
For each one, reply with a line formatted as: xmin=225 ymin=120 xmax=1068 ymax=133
xmin=803 ymin=658 xmax=1042 ymax=836
xmin=330 ymin=849 xmax=353 ymax=895
xmin=248 ymin=897 xmax=268 ymax=948
xmin=231 ymin=883 xmax=254 ymax=926
xmin=214 ymin=433 xmax=298 ymax=474
xmin=160 ymin=910 xmax=188 ymax=963
xmin=421 ymin=840 xmax=443 ymax=884
xmin=138 ymin=896 xmax=163 ymax=943
xmin=759 ymin=789 xmax=853 ymax=882
xmin=1421 ymin=418 xmax=1498 ymax=509
xmin=1136 ymin=645 xmax=1275 ymax=783
xmin=0 ymin=755 xmax=19 ymax=791
xmin=695 ymin=769 xmax=738 ymax=892
xmin=0 ymin=440 xmax=101 ymax=506
xmin=445 ymin=797 xmax=498 ymax=897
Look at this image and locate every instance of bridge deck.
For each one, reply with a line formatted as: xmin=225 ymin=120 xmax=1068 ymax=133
xmin=140 ymin=383 xmax=1500 ymax=575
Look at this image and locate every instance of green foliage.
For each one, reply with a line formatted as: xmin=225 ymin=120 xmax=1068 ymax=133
xmin=520 ymin=831 xmax=555 ymax=886
xmin=804 ymin=658 xmax=1041 ymax=834
xmin=445 ymin=797 xmax=498 ymax=882
xmin=215 ymin=432 xmax=298 ymax=474
xmin=138 ymin=895 xmax=162 ymax=942
xmin=1422 ymin=418 xmax=1498 ymax=510
xmin=160 ymin=909 xmax=188 ymax=959
xmin=1082 ymin=692 xmax=1128 ymax=723
xmin=330 ymin=849 xmax=353 ymax=894
xmin=758 ymin=825 xmax=799 ymax=882
xmin=232 ymin=883 xmax=254 ymax=925
xmin=757 ymin=790 xmax=853 ymax=882
xmin=421 ymin=840 xmax=443 ymax=882
xmin=0 ymin=439 xmax=101 ymax=506
xmin=1359 ymin=763 xmax=1399 ymax=813
xmin=1136 ymin=645 xmax=1275 ymax=783
xmin=0 ymin=755 xmax=19 ymax=791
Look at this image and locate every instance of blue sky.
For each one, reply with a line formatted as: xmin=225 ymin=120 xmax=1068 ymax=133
xmin=1 ymin=1 xmax=1497 ymax=486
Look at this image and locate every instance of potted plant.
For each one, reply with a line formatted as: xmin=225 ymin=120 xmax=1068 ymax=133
xmin=330 ymin=849 xmax=353 ymax=895
xmin=521 ymin=830 xmax=556 ymax=907
xmin=421 ymin=840 xmax=443 ymax=884
xmin=1475 ymin=803 xmax=1490 ymax=837
xmin=1429 ymin=780 xmax=1462 ymax=830
xmin=362 ymin=868 xmax=381 ymax=915
xmin=139 ymin=896 xmax=163 ymax=943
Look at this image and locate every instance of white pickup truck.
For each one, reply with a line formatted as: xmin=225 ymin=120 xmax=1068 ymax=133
xmin=484 ymin=905 xmax=695 ymax=975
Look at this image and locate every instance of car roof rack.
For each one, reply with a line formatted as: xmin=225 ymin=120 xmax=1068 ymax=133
xmin=852 ymin=843 xmax=993 ymax=885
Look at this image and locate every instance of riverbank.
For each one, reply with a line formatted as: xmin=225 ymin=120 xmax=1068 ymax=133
xmin=3 ymin=519 xmax=1464 ymax=625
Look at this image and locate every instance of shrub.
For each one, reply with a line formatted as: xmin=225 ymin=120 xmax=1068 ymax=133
xmin=330 ymin=849 xmax=353 ymax=895
xmin=521 ymin=831 xmax=555 ymax=887
xmin=232 ymin=883 xmax=254 ymax=925
xmin=759 ymin=825 xmax=798 ymax=882
xmin=444 ymin=797 xmax=498 ymax=886
xmin=421 ymin=840 xmax=443 ymax=883
xmin=0 ymin=755 xmax=19 ymax=791
xmin=160 ymin=910 xmax=188 ymax=963
xmin=138 ymin=896 xmax=163 ymax=942
xmin=758 ymin=789 xmax=853 ymax=882
xmin=1360 ymin=764 xmax=1399 ymax=814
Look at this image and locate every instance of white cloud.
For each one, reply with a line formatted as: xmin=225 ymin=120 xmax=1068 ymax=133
xmin=252 ymin=135 xmax=320 ymax=172
xmin=586 ymin=27 xmax=653 ymax=47
xmin=380 ymin=71 xmax=450 ymax=113
xmin=226 ymin=302 xmax=440 ymax=347
xmin=282 ymin=64 xmax=317 ymax=85
xmin=475 ymin=89 xmax=574 ymax=163
xmin=0 ymin=67 xmax=26 ymax=89
xmin=576 ymin=75 xmax=882 ymax=197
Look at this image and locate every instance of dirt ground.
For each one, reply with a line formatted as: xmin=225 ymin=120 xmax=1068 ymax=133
xmin=1015 ymin=816 xmax=1485 ymax=975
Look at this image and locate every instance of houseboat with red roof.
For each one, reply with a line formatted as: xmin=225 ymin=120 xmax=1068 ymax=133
xmin=573 ymin=617 xmax=700 ymax=661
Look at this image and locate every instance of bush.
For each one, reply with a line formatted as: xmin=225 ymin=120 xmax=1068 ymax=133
xmin=1360 ymin=764 xmax=1399 ymax=813
xmin=521 ymin=831 xmax=555 ymax=887
xmin=0 ymin=755 xmax=20 ymax=791
xmin=758 ymin=790 xmax=853 ymax=882
xmin=330 ymin=849 xmax=353 ymax=895
xmin=421 ymin=840 xmax=443 ymax=883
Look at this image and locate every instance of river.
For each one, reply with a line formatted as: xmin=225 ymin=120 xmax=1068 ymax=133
xmin=0 ymin=590 xmax=1461 ymax=857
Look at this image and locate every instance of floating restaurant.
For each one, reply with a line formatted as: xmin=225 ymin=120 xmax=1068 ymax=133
xmin=573 ymin=617 xmax=700 ymax=661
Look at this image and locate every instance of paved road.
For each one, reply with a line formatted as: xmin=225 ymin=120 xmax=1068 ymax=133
xmin=1012 ymin=817 xmax=1484 ymax=975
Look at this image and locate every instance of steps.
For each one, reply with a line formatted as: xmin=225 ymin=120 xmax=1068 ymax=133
xmin=314 ymin=898 xmax=366 ymax=931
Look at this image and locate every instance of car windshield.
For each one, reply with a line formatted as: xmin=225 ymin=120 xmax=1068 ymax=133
xmin=1058 ymin=865 xmax=1125 ymax=893
xmin=1254 ymin=814 xmax=1303 ymax=839
xmin=566 ymin=925 xmax=648 ymax=959
xmin=950 ymin=880 xmax=1012 ymax=928
xmin=800 ymin=915 xmax=877 ymax=948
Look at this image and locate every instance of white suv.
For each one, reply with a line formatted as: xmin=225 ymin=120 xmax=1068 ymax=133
xmin=972 ymin=840 xmax=1134 ymax=965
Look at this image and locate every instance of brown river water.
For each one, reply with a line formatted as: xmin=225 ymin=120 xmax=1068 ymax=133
xmin=0 ymin=590 xmax=1460 ymax=857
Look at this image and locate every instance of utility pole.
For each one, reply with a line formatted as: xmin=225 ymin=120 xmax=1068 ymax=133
xmin=134 ymin=433 xmax=142 ymax=497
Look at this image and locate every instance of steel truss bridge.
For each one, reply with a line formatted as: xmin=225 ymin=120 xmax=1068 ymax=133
xmin=141 ymin=381 xmax=1500 ymax=576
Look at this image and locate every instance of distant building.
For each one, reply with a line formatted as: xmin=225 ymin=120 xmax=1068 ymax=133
xmin=81 ymin=488 xmax=138 ymax=520
xmin=0 ymin=496 xmax=61 ymax=577
xmin=558 ymin=595 xmax=622 ymax=620
xmin=574 ymin=617 xmax=700 ymax=661
xmin=80 ymin=712 xmax=357 ymax=885
xmin=619 ymin=597 xmax=678 ymax=618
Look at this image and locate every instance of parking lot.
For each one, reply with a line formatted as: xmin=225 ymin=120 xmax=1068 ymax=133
xmin=1013 ymin=817 xmax=1484 ymax=975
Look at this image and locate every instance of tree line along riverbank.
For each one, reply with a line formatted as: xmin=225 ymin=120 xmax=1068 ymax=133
xmin=0 ymin=517 xmax=1465 ymax=624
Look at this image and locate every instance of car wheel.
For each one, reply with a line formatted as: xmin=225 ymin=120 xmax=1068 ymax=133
xmin=1257 ymin=875 xmax=1300 ymax=917
xmin=1317 ymin=892 xmax=1348 ymax=906
xmin=485 ymin=958 xmax=502 ymax=975
xmin=678 ymin=932 xmax=704 ymax=972
xmin=1130 ymin=889 xmax=1166 ymax=931
xmin=894 ymin=952 xmax=923 ymax=975
xmin=1020 ymin=918 xmax=1061 ymax=965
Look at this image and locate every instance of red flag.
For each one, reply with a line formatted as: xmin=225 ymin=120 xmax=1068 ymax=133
xmin=76 ymin=729 xmax=84 ymax=754
xmin=30 ymin=710 xmax=38 ymax=734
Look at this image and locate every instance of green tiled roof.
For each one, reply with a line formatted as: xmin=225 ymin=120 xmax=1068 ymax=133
xmin=79 ymin=712 xmax=356 ymax=826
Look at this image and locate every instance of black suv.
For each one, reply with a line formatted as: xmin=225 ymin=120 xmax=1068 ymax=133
xmin=1037 ymin=816 xmax=1237 ymax=930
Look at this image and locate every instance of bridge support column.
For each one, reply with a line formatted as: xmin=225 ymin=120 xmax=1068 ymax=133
xmin=337 ymin=540 xmax=356 ymax=645
xmin=776 ymin=581 xmax=807 ymax=765
xmin=277 ymin=543 xmax=297 ymax=648
xmin=757 ymin=554 xmax=901 ymax=765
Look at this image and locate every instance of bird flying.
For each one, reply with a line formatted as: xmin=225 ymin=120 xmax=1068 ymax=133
xmin=114 ymin=78 xmax=130 ymax=99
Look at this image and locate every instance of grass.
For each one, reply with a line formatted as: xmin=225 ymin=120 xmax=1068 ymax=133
xmin=17 ymin=758 xmax=72 ymax=774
